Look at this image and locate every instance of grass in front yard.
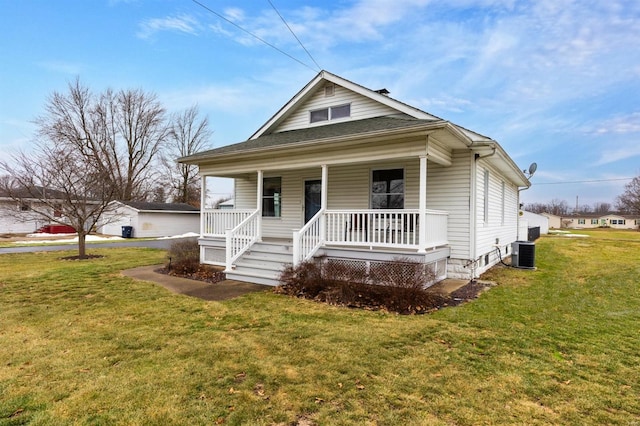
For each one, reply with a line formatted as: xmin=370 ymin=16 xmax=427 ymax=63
xmin=0 ymin=238 xmax=639 ymax=425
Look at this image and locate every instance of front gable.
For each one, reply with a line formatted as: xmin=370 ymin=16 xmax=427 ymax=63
xmin=250 ymin=70 xmax=440 ymax=139
xmin=274 ymin=83 xmax=405 ymax=133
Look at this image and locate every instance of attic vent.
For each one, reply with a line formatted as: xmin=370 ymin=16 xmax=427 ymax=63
xmin=324 ymin=84 xmax=335 ymax=97
xmin=375 ymin=88 xmax=390 ymax=96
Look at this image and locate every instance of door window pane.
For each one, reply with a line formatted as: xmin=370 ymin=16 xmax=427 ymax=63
xmin=262 ymin=177 xmax=281 ymax=217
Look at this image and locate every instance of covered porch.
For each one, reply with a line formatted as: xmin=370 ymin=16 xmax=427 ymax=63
xmin=198 ymin=152 xmax=452 ymax=285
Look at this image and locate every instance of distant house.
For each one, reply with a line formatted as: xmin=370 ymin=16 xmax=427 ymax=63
xmin=179 ymin=70 xmax=532 ymax=286
xmin=542 ymin=212 xmax=639 ymax=230
xmin=0 ymin=186 xmax=71 ymax=234
xmin=541 ymin=213 xmax=562 ymax=229
xmin=98 ymin=201 xmax=199 ymax=238
xmin=218 ymin=198 xmax=234 ymax=210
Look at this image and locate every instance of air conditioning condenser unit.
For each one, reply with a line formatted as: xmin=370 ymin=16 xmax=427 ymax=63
xmin=511 ymin=241 xmax=535 ymax=269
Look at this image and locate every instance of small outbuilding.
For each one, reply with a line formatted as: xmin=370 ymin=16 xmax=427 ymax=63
xmin=98 ymin=201 xmax=200 ymax=238
xmin=521 ymin=210 xmax=550 ymax=234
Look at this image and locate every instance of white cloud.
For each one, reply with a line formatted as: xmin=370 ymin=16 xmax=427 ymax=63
xmin=223 ymin=7 xmax=245 ymax=23
xmin=592 ymin=113 xmax=640 ymax=135
xmin=595 ymin=144 xmax=640 ymax=166
xmin=137 ymin=14 xmax=201 ymax=39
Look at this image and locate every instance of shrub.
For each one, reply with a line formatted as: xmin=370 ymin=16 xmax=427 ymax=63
xmin=277 ymin=258 xmax=449 ymax=314
xmin=167 ymin=239 xmax=200 ymax=274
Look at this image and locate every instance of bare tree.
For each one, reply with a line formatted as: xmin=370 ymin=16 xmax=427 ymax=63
xmin=37 ymin=79 xmax=168 ymax=203
xmin=525 ymin=202 xmax=548 ymax=214
xmin=162 ymin=105 xmax=212 ymax=206
xmin=592 ymin=202 xmax=612 ymax=214
xmin=0 ymin=143 xmax=117 ymax=258
xmin=547 ymin=198 xmax=570 ymax=216
xmin=616 ymin=176 xmax=640 ymax=214
xmin=575 ymin=204 xmax=592 ymax=214
xmin=0 ymin=79 xmax=169 ymax=258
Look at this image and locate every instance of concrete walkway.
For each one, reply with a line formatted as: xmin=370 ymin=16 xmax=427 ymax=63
xmin=122 ymin=265 xmax=271 ymax=301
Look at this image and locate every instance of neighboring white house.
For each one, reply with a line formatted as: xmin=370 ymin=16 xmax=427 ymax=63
xmin=179 ymin=70 xmax=531 ymax=286
xmin=541 ymin=213 xmax=562 ymax=229
xmin=98 ymin=201 xmax=199 ymax=238
xmin=521 ymin=211 xmax=549 ymax=234
xmin=218 ymin=198 xmax=234 ymax=210
xmin=0 ymin=186 xmax=70 ymax=234
xmin=545 ymin=213 xmax=640 ymax=230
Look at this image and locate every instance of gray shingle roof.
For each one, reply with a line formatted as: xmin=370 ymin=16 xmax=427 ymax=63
xmin=180 ymin=116 xmax=441 ymax=163
xmin=123 ymin=201 xmax=199 ymax=212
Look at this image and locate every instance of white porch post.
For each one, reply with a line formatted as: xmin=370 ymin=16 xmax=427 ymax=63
xmin=200 ymin=175 xmax=206 ymax=238
xmin=256 ymin=170 xmax=263 ymax=242
xmin=418 ymin=155 xmax=428 ymax=253
xmin=320 ymin=164 xmax=328 ymax=242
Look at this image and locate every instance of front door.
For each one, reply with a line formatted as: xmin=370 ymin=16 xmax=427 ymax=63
xmin=304 ymin=179 xmax=322 ymax=223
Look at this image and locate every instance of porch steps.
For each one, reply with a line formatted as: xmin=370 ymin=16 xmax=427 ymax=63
xmin=225 ymin=241 xmax=293 ymax=286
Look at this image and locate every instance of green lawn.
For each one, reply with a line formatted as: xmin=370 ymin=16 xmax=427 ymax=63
xmin=0 ymin=234 xmax=639 ymax=425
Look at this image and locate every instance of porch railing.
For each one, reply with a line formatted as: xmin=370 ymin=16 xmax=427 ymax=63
xmin=325 ymin=209 xmax=448 ymax=250
xmin=225 ymin=210 xmax=260 ymax=271
xmin=423 ymin=209 xmax=449 ymax=248
xmin=202 ymin=209 xmax=254 ymax=237
xmin=293 ymin=209 xmax=325 ymax=265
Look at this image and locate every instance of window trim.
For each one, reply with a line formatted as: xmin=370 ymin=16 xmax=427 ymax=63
xmin=500 ymin=181 xmax=505 ymax=225
xmin=483 ymin=169 xmax=489 ymax=224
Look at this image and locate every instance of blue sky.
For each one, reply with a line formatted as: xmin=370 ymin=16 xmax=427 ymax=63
xmin=1 ymin=0 xmax=639 ymax=207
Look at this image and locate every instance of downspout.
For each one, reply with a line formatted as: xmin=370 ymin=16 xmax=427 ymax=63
xmin=468 ymin=152 xmax=477 ymax=278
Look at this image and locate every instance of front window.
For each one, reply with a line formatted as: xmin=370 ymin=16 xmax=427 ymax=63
xmin=262 ymin=177 xmax=281 ymax=217
xmin=372 ymin=169 xmax=404 ymax=209
xmin=591 ymin=219 xmax=598 ymax=224
xmin=578 ymin=219 xmax=585 ymax=224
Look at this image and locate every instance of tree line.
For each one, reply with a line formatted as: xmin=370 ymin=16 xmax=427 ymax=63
xmin=0 ymin=79 xmax=211 ymax=257
xmin=526 ymin=179 xmax=640 ymax=216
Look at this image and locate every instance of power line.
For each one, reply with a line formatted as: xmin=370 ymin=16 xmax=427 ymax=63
xmin=534 ymin=177 xmax=635 ymax=185
xmin=267 ymin=0 xmax=321 ymax=71
xmin=190 ymin=0 xmax=317 ymax=72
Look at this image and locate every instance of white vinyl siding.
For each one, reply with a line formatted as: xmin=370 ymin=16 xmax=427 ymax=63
xmin=275 ymin=84 xmax=400 ymax=133
xmin=475 ymin=159 xmax=519 ymax=274
xmin=426 ymin=150 xmax=472 ymax=259
xmin=208 ymin=150 xmax=498 ymax=266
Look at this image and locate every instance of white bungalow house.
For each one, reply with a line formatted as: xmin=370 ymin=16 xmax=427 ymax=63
xmin=180 ymin=71 xmax=531 ymax=286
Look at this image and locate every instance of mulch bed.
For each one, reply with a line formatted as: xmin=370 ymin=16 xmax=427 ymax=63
xmin=156 ymin=264 xmax=226 ymax=285
xmin=60 ymin=254 xmax=104 ymax=261
xmin=159 ymin=265 xmax=493 ymax=314
xmin=446 ymin=280 xmax=495 ymax=306
xmin=276 ymin=279 xmax=494 ymax=314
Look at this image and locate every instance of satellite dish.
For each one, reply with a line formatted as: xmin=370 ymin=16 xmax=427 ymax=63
xmin=528 ymin=162 xmax=537 ymax=176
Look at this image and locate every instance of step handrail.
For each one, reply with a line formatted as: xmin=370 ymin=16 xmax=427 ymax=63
xmin=225 ymin=209 xmax=260 ymax=271
xmin=293 ymin=208 xmax=325 ymax=265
